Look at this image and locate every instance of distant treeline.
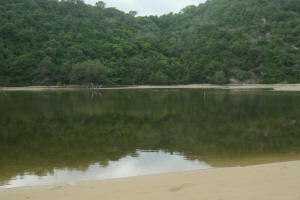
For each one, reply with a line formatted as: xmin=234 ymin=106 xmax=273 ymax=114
xmin=0 ymin=0 xmax=300 ymax=86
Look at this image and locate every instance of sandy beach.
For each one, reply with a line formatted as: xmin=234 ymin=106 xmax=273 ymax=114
xmin=1 ymin=160 xmax=300 ymax=200
xmin=2 ymin=83 xmax=300 ymax=91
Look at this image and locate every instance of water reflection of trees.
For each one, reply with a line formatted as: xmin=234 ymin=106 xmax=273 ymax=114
xmin=1 ymin=89 xmax=300 ymax=184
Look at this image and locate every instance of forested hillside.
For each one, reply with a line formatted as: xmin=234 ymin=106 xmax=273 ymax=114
xmin=0 ymin=0 xmax=300 ymax=86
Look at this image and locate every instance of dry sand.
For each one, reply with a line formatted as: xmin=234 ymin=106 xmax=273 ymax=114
xmin=1 ymin=160 xmax=300 ymax=200
xmin=2 ymin=84 xmax=300 ymax=91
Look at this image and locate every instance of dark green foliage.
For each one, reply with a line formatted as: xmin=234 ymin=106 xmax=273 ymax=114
xmin=149 ymin=71 xmax=169 ymax=85
xmin=210 ymin=71 xmax=228 ymax=85
xmin=0 ymin=0 xmax=300 ymax=86
xmin=70 ymin=60 xmax=108 ymax=85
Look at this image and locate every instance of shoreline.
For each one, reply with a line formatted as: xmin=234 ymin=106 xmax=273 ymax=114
xmin=1 ymin=160 xmax=300 ymax=200
xmin=1 ymin=83 xmax=300 ymax=91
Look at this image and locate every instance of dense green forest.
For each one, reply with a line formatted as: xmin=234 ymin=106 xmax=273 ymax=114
xmin=0 ymin=0 xmax=300 ymax=86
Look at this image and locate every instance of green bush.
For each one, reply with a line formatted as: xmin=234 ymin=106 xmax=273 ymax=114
xmin=69 ymin=60 xmax=108 ymax=85
xmin=210 ymin=71 xmax=228 ymax=85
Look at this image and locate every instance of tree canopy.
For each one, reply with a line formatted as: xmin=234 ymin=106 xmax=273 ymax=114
xmin=0 ymin=0 xmax=300 ymax=86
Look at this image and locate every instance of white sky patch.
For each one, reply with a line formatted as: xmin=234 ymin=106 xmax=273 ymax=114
xmin=1 ymin=151 xmax=211 ymax=188
xmin=85 ymin=0 xmax=206 ymax=16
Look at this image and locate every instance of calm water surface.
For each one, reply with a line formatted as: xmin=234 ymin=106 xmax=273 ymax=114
xmin=1 ymin=89 xmax=300 ymax=188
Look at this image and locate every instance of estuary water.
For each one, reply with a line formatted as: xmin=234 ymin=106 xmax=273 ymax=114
xmin=1 ymin=89 xmax=300 ymax=188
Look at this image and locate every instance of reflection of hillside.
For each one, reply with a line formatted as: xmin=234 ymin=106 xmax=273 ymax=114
xmin=1 ymin=90 xmax=300 ymax=185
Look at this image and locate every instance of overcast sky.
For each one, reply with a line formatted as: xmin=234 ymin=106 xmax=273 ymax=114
xmin=85 ymin=0 xmax=206 ymax=16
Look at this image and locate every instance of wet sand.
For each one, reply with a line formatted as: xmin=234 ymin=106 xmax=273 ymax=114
xmin=1 ymin=160 xmax=300 ymax=200
xmin=2 ymin=84 xmax=300 ymax=91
